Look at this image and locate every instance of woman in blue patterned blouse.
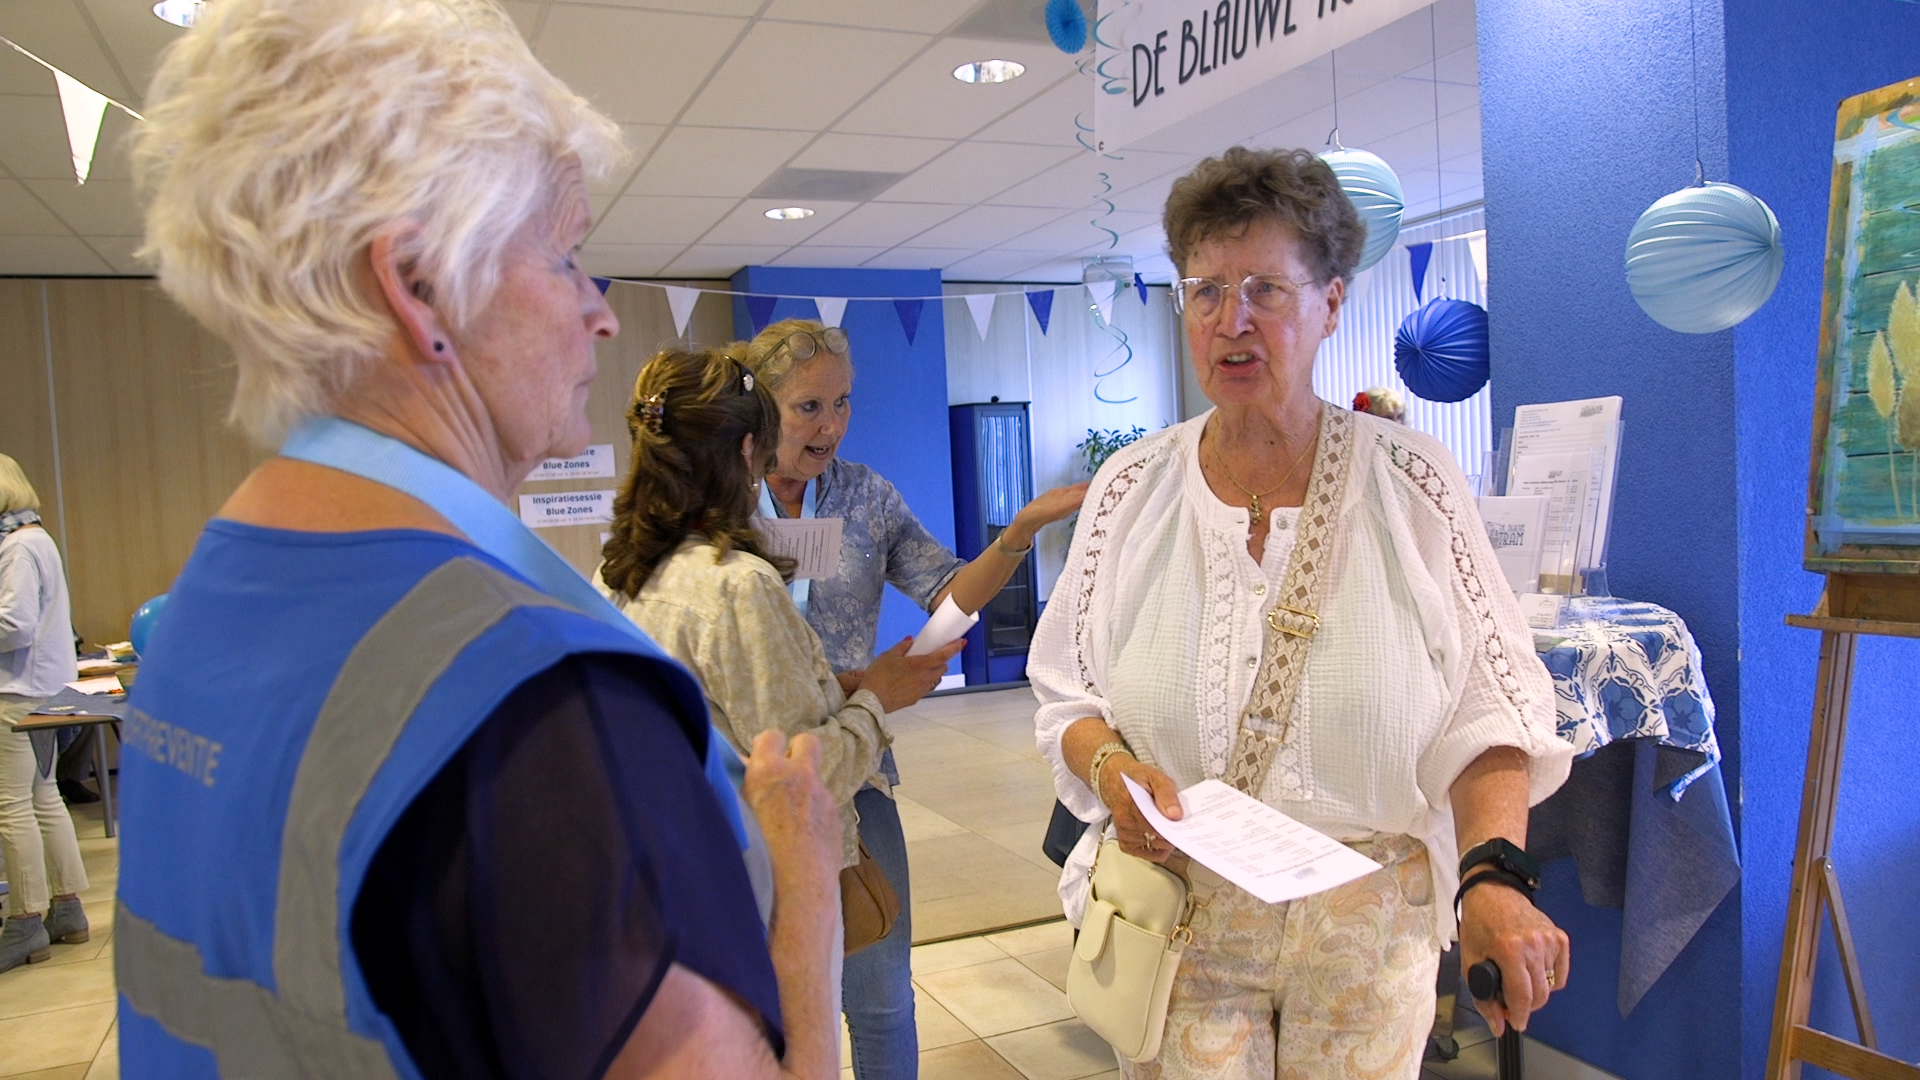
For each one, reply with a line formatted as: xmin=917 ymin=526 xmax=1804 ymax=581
xmin=744 ymin=317 xmax=1086 ymax=1080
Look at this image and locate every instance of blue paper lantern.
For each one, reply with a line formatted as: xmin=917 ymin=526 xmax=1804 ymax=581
xmin=1394 ymin=298 xmax=1490 ymax=403
xmin=129 ymin=593 xmax=169 ymax=657
xmin=1045 ymin=0 xmax=1088 ymax=54
xmin=1320 ymin=148 xmax=1404 ymax=274
xmin=1625 ymin=181 xmax=1783 ymax=334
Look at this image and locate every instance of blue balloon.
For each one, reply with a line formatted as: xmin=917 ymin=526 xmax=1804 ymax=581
xmin=1045 ymin=0 xmax=1088 ymax=54
xmin=1320 ymin=149 xmax=1404 ymax=274
xmin=1393 ymin=298 xmax=1490 ymax=404
xmin=1626 ymin=181 xmax=1783 ymax=334
xmin=130 ymin=593 xmax=169 ymax=657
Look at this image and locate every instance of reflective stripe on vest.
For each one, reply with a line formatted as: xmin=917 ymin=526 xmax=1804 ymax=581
xmin=117 ymin=557 xmax=570 ymax=1077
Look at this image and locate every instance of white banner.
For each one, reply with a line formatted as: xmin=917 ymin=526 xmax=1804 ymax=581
xmin=1094 ymin=0 xmax=1434 ymax=153
xmin=518 ymin=490 xmax=615 ymax=528
xmin=526 ymin=444 xmax=615 ymax=482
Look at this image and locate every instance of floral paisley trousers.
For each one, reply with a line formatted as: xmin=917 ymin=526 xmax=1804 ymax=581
xmin=1123 ymin=835 xmax=1439 ymax=1080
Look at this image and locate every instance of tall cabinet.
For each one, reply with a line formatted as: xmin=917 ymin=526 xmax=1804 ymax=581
xmin=948 ymin=401 xmax=1038 ymax=686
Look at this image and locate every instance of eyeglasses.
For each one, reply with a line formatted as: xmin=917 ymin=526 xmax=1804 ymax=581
xmin=1171 ymin=274 xmax=1315 ymax=320
xmin=777 ymin=326 xmax=849 ymax=362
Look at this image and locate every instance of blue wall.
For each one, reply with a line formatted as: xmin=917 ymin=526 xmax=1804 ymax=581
xmin=1479 ymin=1 xmax=1920 ymax=1077
xmin=731 ymin=266 xmax=959 ymax=666
xmin=1723 ymin=1 xmax=1920 ymax=1073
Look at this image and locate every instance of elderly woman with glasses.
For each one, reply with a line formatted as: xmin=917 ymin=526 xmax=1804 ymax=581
xmin=742 ymin=318 xmax=1086 ymax=1079
xmin=115 ymin=2 xmax=846 ymax=1077
xmin=1030 ymin=147 xmax=1575 ymax=1079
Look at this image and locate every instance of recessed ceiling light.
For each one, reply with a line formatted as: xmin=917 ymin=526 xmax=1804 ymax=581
xmin=764 ymin=206 xmax=815 ymax=221
xmin=953 ymin=60 xmax=1025 ymax=84
xmin=152 ymin=0 xmax=203 ymax=27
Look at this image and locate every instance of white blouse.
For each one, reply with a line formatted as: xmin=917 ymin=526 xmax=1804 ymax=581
xmin=1030 ymin=408 xmax=1573 ymax=947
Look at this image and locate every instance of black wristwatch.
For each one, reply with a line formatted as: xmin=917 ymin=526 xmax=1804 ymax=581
xmin=1459 ymin=837 xmax=1540 ymax=891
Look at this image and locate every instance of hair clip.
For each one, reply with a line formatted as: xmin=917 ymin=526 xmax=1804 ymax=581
xmin=742 ymin=371 xmax=755 ymax=393
xmin=639 ymin=391 xmax=667 ymax=436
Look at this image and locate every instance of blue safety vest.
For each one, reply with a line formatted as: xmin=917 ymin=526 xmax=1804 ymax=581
xmin=114 ymin=537 xmax=714 ymax=1079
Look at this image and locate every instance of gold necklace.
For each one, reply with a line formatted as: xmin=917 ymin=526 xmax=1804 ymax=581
xmin=1211 ymin=431 xmax=1315 ymax=523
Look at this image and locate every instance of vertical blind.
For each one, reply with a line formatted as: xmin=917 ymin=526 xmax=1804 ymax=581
xmin=1312 ymin=205 xmax=1492 ymax=478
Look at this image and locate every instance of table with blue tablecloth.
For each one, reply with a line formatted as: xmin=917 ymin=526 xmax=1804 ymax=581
xmin=1526 ymin=596 xmax=1741 ymax=1016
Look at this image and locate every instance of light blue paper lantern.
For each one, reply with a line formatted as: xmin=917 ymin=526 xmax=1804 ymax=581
xmin=1320 ymin=149 xmax=1404 ymax=274
xmin=1625 ymin=181 xmax=1783 ymax=334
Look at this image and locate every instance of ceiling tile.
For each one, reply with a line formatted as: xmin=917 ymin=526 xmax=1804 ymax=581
xmin=78 ymin=0 xmax=194 ymax=109
xmin=907 ymin=204 xmax=1071 ymax=248
xmin=0 ymin=234 xmax=112 ymax=275
xmin=628 ymin=127 xmax=814 ymax=198
xmin=83 ymin=233 xmax=147 ymax=273
xmin=1009 ymin=208 xmax=1158 ymax=254
xmin=22 ymin=177 xmax=141 ymax=236
xmin=681 ymin=22 xmax=928 ymax=130
xmin=1127 ymin=61 xmax=1331 ymax=156
xmin=833 ymin=38 xmax=1077 ymax=140
xmin=0 ymin=177 xmax=65 ymax=234
xmin=805 ymin=201 xmax=964 ymax=247
xmin=581 ymin=243 xmax=686 ymax=277
xmin=591 ymin=124 xmax=668 ymax=195
xmin=858 ymin=247 xmax=975 ymax=270
xmin=536 ymin=7 xmax=746 ymax=124
xmin=768 ymin=244 xmax=891 ymax=267
xmin=0 ymin=1 xmax=136 ymax=100
xmin=971 ymin=77 xmax=1091 ymax=148
xmin=761 ymin=0 xmax=982 ymax=34
xmin=564 ymin=0 xmax=766 ymax=15
xmin=941 ymin=248 xmax=1055 ymax=281
xmin=876 ymin=141 xmax=1077 ymax=204
xmin=789 ymin=133 xmax=953 ymax=173
xmin=663 ymin=244 xmax=796 ymax=277
xmin=1001 ymin=255 xmax=1084 ymax=283
xmin=593 ymin=194 xmax=739 ymax=244
xmin=701 ymin=200 xmax=861 ymax=245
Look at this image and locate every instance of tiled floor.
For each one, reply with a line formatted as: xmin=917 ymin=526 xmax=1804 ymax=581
xmin=890 ymin=687 xmax=1069 ymax=943
xmin=0 ymin=796 xmax=119 ymax=1080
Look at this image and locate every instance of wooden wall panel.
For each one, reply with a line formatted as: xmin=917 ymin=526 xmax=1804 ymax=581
xmin=0 ymin=282 xmax=62 ymax=551
xmin=43 ymin=280 xmax=266 ymax=642
xmin=523 ymin=280 xmax=733 ymax=575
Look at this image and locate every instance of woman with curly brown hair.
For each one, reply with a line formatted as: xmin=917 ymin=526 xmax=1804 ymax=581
xmin=600 ymin=348 xmax=962 ymax=885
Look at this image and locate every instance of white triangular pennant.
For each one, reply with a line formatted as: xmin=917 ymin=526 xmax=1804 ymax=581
xmin=1467 ymin=235 xmax=1489 ymax=291
xmin=663 ymin=285 xmax=699 ymax=339
xmin=1087 ymin=279 xmax=1117 ymax=324
xmin=52 ymin=68 xmax=108 ymax=184
xmin=963 ymin=292 xmax=996 ymax=340
xmin=815 ymin=296 xmax=848 ymax=328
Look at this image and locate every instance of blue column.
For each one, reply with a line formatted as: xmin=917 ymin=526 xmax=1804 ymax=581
xmin=1479 ymin=2 xmax=1920 ymax=1077
xmin=731 ymin=266 xmax=957 ymax=662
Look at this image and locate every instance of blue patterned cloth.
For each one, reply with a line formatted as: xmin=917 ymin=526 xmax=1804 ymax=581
xmin=1538 ymin=597 xmax=1720 ymax=797
xmin=1530 ymin=596 xmax=1740 ymax=1015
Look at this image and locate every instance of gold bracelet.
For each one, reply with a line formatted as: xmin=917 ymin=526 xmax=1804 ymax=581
xmin=997 ymin=532 xmax=1033 ymax=557
xmin=1085 ymin=741 xmax=1133 ymax=806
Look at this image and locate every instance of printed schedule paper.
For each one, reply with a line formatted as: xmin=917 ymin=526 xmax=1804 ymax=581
xmin=1123 ymin=776 xmax=1382 ymax=904
xmin=754 ymin=517 xmax=844 ymax=580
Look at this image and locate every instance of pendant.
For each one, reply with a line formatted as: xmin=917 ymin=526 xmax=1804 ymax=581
xmin=1248 ymin=495 xmax=1262 ymax=522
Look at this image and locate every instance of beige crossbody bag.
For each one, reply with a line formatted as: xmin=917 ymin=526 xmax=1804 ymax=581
xmin=1066 ymin=407 xmax=1355 ymax=1063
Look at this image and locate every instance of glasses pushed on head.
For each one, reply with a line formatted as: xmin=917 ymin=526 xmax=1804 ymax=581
xmin=775 ymin=326 xmax=849 ymax=363
xmin=1172 ymin=273 xmax=1316 ymax=320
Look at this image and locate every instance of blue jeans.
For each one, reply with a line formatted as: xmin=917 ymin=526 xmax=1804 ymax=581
xmin=843 ymin=785 xmax=915 ymax=1078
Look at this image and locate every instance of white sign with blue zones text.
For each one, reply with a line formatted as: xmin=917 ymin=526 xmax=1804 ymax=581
xmin=518 ymin=489 xmax=615 ymax=528
xmin=1094 ymin=0 xmax=1435 ymax=153
xmin=527 ymin=444 xmax=615 ymax=482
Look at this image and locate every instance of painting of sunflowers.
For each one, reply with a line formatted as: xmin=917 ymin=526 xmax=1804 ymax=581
xmin=1808 ymin=76 xmax=1920 ymax=571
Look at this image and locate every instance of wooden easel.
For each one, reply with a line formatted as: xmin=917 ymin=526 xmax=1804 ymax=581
xmin=1765 ymin=573 xmax=1920 ymax=1080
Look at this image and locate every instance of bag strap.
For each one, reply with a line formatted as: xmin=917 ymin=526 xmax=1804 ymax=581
xmin=1222 ymin=405 xmax=1357 ymax=796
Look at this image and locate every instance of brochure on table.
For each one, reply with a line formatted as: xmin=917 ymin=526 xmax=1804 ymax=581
xmin=1506 ymin=396 xmax=1623 ymax=586
xmin=1477 ymin=395 xmax=1623 ymax=627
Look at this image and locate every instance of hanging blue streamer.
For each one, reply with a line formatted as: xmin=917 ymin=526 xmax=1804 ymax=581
xmin=745 ymin=294 xmax=778 ymax=333
xmin=592 ymin=277 xmax=611 ymax=295
xmin=1407 ymin=242 xmax=1435 ymax=303
xmin=1393 ymin=298 xmax=1489 ymax=404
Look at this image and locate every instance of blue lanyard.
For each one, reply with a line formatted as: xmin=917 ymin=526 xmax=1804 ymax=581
xmin=281 ymin=417 xmax=752 ymax=849
xmin=757 ymin=478 xmax=817 ymax=616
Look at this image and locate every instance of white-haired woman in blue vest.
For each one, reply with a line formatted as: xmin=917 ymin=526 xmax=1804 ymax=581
xmin=119 ymin=2 xmax=844 ymax=1077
